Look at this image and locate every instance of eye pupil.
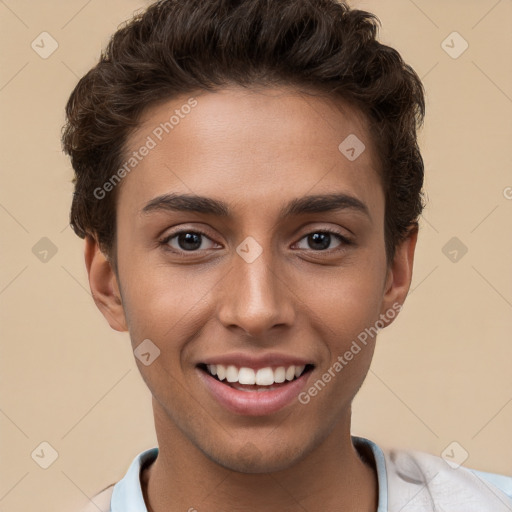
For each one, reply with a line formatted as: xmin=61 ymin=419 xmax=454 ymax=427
xmin=178 ymin=232 xmax=202 ymax=251
xmin=308 ymin=233 xmax=330 ymax=250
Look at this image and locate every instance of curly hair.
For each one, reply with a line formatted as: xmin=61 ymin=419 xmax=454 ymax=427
xmin=62 ymin=0 xmax=425 ymax=265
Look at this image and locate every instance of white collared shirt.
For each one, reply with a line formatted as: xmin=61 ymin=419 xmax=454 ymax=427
xmin=81 ymin=436 xmax=512 ymax=511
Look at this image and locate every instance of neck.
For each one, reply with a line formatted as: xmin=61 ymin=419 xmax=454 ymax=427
xmin=142 ymin=400 xmax=378 ymax=512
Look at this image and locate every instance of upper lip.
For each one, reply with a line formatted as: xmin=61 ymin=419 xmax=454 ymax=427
xmin=198 ymin=352 xmax=314 ymax=370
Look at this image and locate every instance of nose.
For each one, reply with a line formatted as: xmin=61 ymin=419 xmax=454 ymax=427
xmin=216 ymin=243 xmax=295 ymax=339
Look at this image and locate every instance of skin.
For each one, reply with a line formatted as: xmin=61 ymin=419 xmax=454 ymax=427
xmin=85 ymin=85 xmax=417 ymax=512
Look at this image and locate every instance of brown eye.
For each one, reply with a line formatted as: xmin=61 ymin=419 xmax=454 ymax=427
xmin=162 ymin=231 xmax=218 ymax=252
xmin=295 ymin=231 xmax=352 ymax=251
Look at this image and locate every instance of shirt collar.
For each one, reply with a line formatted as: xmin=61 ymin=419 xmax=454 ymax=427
xmin=111 ymin=447 xmax=158 ymax=512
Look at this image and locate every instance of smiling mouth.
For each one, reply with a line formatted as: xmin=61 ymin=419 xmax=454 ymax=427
xmin=197 ymin=363 xmax=315 ymax=392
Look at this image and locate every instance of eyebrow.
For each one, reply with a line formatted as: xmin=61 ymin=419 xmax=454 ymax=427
xmin=141 ymin=192 xmax=370 ymax=220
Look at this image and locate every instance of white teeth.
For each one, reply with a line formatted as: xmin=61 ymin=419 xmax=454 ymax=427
xmin=238 ymin=367 xmax=256 ymax=385
xmin=205 ymin=364 xmax=308 ymax=386
xmin=255 ymin=367 xmax=274 ymax=386
xmin=216 ymin=364 xmax=226 ymax=381
xmin=226 ymin=365 xmax=238 ymax=383
xmin=274 ymin=367 xmax=286 ymax=383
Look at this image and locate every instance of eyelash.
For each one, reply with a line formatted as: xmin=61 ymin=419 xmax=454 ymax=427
xmin=159 ymin=229 xmax=353 ymax=255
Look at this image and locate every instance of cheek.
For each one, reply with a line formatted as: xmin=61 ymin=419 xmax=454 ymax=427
xmin=300 ymin=269 xmax=382 ymax=412
xmin=118 ymin=267 xmax=204 ymax=410
xmin=119 ymin=261 xmax=217 ymax=354
xmin=304 ymin=260 xmax=385 ymax=345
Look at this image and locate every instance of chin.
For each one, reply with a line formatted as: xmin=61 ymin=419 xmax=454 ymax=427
xmin=207 ymin=441 xmax=307 ymax=474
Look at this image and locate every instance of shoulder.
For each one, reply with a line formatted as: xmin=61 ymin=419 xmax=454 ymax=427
xmin=79 ymin=484 xmax=115 ymax=512
xmin=383 ymin=447 xmax=512 ymax=511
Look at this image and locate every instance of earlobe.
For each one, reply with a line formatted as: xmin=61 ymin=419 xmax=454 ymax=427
xmin=84 ymin=235 xmax=128 ymax=332
xmin=380 ymin=226 xmax=418 ymax=326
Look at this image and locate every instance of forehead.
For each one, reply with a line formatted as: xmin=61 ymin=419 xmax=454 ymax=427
xmin=118 ymin=86 xmax=383 ymax=220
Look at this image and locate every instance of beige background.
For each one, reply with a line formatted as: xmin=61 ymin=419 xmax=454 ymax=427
xmin=1 ymin=0 xmax=511 ymax=510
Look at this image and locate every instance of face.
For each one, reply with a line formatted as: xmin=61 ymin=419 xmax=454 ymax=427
xmin=87 ymin=85 xmax=416 ymax=473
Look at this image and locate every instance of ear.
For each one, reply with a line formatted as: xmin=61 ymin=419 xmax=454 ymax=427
xmin=379 ymin=225 xmax=418 ymax=327
xmin=84 ymin=235 xmax=128 ymax=332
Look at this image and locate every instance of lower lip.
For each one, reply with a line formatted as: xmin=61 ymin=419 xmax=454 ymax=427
xmin=197 ymin=368 xmax=312 ymax=416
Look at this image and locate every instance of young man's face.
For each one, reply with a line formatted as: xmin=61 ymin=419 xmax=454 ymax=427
xmin=87 ymin=86 xmax=416 ymax=473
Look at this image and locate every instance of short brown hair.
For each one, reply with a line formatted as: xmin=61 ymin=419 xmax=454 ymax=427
xmin=62 ymin=0 xmax=425 ymax=265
